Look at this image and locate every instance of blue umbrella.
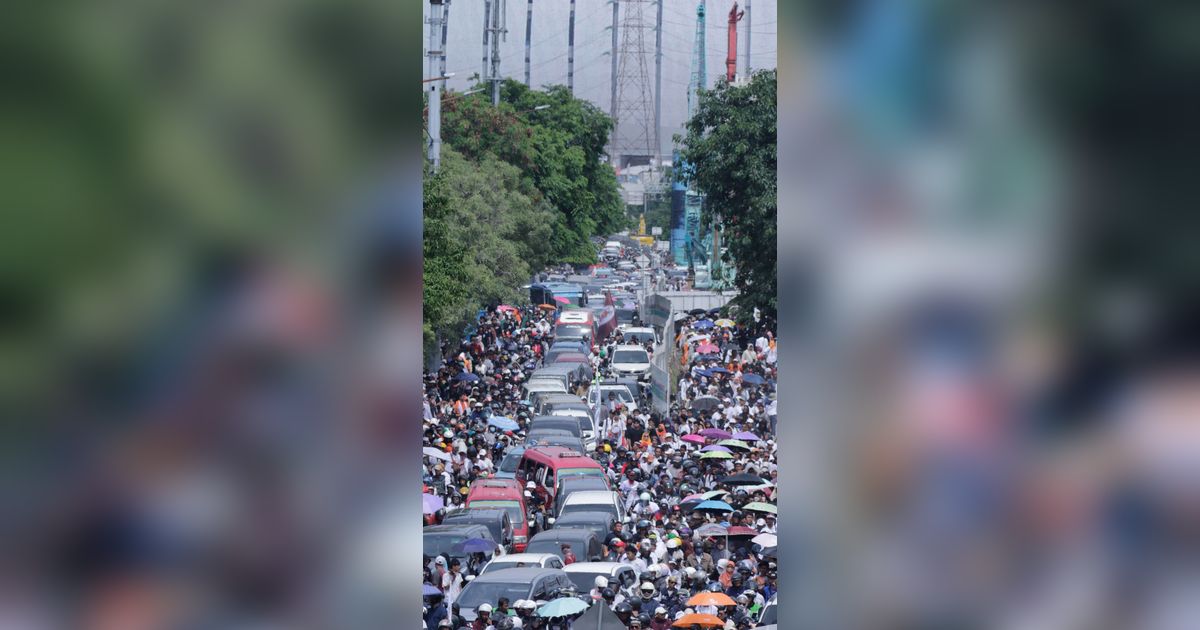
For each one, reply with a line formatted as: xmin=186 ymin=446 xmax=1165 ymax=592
xmin=536 ymin=596 xmax=590 ymax=618
xmin=709 ymin=367 xmax=731 ymax=375
xmin=692 ymin=319 xmax=715 ymax=330
xmin=693 ymin=500 xmax=735 ymax=513
xmin=423 ymin=583 xmax=443 ymax=597
xmin=487 ymin=416 xmax=520 ymax=431
xmin=451 ymin=538 xmax=498 ymax=554
xmin=454 ymin=372 xmax=479 ymax=382
xmin=740 ymin=373 xmax=765 ymax=386
xmin=693 ymin=369 xmax=712 ymax=378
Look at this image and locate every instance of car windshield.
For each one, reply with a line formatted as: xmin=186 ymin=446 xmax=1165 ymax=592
xmin=423 ymin=534 xmax=466 ymax=557
xmin=556 ymin=325 xmax=591 ymax=338
xmin=600 ymin=388 xmax=634 ymax=403
xmin=760 ymin=603 xmax=777 ymax=625
xmin=612 ymin=350 xmax=648 ymax=364
xmin=482 ymin=559 xmax=537 ymax=573
xmin=625 ymin=332 xmax=654 ymax=344
xmin=560 ymin=502 xmax=615 ymax=517
xmin=525 ymin=540 xmax=570 ymax=558
xmin=499 ymin=453 xmax=522 ymax=473
xmin=565 ymin=572 xmax=603 ymax=593
xmin=457 ymin=582 xmax=530 ymax=609
xmin=467 ymin=500 xmax=522 ymax=524
xmin=557 ymin=468 xmax=603 ymax=483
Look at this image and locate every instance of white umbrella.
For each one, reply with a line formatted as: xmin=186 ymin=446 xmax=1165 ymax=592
xmin=423 ymin=446 xmax=451 ymax=462
xmin=751 ymin=533 xmax=777 ymax=547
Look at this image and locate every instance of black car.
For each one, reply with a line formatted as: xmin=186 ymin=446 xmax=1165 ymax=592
xmin=422 ymin=523 xmax=496 ymax=561
xmin=525 ymin=528 xmax=604 ymax=563
xmin=456 ymin=567 xmax=574 ymax=623
xmin=440 ymin=508 xmax=514 ymax=552
xmin=529 ymin=416 xmax=583 ymax=438
xmin=551 ymin=510 xmax=617 ymax=540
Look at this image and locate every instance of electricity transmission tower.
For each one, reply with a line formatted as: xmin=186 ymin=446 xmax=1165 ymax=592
xmin=612 ymin=0 xmax=656 ymax=168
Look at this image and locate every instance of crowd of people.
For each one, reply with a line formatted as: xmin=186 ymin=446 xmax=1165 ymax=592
xmin=422 ymin=276 xmax=780 ymax=629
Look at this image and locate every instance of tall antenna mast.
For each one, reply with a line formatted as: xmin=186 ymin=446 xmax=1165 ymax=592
xmin=687 ymin=1 xmax=706 ymax=119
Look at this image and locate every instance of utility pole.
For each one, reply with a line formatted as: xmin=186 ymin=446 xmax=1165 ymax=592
xmin=482 ymin=0 xmax=491 ymax=83
xmin=524 ymin=0 xmax=533 ymax=86
xmin=609 ymin=0 xmax=619 ymax=127
xmin=426 ymin=0 xmax=445 ymax=172
xmin=745 ymin=0 xmax=751 ymax=74
xmin=567 ymin=0 xmax=577 ymax=92
xmin=440 ymin=0 xmax=450 ymax=77
xmin=490 ymin=0 xmax=504 ymax=105
xmin=654 ymin=0 xmax=663 ymax=169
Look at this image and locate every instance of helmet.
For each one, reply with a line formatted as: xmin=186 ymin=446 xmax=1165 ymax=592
xmin=526 ymin=481 xmax=536 ymax=489
xmin=478 ymin=603 xmax=493 ymax=613
xmin=640 ymin=492 xmax=652 ymax=502
xmin=636 ymin=520 xmax=650 ymax=530
xmin=601 ymin=588 xmax=615 ymax=599
xmin=640 ymin=582 xmax=655 ymax=593
xmin=615 ymin=602 xmax=633 ymax=614
xmin=594 ymin=576 xmax=608 ymax=589
xmin=493 ymin=617 xmax=514 ymax=630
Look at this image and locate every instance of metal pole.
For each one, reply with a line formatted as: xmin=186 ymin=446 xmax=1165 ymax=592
xmin=745 ymin=0 xmax=751 ymax=74
xmin=440 ymin=0 xmax=450 ymax=77
xmin=483 ymin=0 xmax=491 ymax=83
xmin=524 ymin=0 xmax=533 ymax=86
xmin=567 ymin=0 xmax=576 ymax=92
xmin=654 ymin=0 xmax=663 ymax=169
xmin=491 ymin=0 xmax=503 ymax=105
xmin=427 ymin=0 xmax=445 ymax=172
xmin=609 ymin=0 xmax=619 ymax=153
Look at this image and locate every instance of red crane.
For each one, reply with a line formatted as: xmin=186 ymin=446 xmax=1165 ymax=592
xmin=726 ymin=2 xmax=745 ymax=82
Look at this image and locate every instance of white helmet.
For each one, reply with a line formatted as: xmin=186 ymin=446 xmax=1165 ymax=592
xmin=526 ymin=481 xmax=536 ymax=489
xmin=640 ymin=492 xmax=651 ymax=502
xmin=478 ymin=603 xmax=493 ymax=613
xmin=595 ymin=576 xmax=609 ymax=589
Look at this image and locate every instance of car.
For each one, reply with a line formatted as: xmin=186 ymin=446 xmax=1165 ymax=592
xmin=516 ymin=446 xmax=604 ymax=510
xmin=587 ymin=383 xmax=638 ymax=412
xmin=547 ymin=351 xmax=590 ymax=368
xmin=480 ymin=552 xmax=564 ymax=574
xmin=551 ymin=511 xmax=617 ymax=541
xmin=542 ymin=406 xmax=598 ymax=448
xmin=494 ymin=446 xmax=525 ymax=479
xmin=456 ymin=567 xmax=574 ymax=622
xmin=532 ymin=392 xmax=587 ymax=416
xmin=521 ymin=380 xmax=566 ymax=404
xmin=558 ymin=490 xmax=626 ymax=523
xmin=533 ymin=413 xmax=596 ymax=451
xmin=524 ymin=432 xmax=586 ymax=453
xmin=562 ymin=561 xmax=640 ymax=594
xmin=554 ymin=476 xmax=612 ymax=518
xmin=465 ymin=479 xmax=531 ymax=552
xmin=759 ymin=594 xmax=778 ymax=625
xmin=440 ymin=508 xmax=514 ymax=552
xmin=609 ymin=344 xmax=651 ymax=380
xmin=422 ymin=524 xmax=496 ymax=562
xmin=525 ymin=528 xmax=604 ymax=563
xmin=620 ymin=327 xmax=658 ymax=346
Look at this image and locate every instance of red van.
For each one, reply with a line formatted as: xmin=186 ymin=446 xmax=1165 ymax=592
xmin=515 ymin=446 xmax=606 ymax=512
xmin=466 ymin=478 xmax=531 ymax=552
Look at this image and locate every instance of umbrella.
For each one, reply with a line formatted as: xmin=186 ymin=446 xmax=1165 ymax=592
xmin=700 ymin=489 xmax=730 ymax=500
xmin=732 ymin=431 xmax=761 ymax=442
xmin=450 ymin=538 xmax=498 ymax=554
xmin=680 ymin=434 xmax=705 ymax=445
xmin=553 ymin=296 xmax=571 ymax=304
xmin=714 ymin=318 xmax=736 ymax=327
xmin=743 ymin=502 xmax=777 ymax=514
xmin=726 ymin=526 xmax=759 ymax=537
xmin=700 ymin=451 xmax=733 ymax=460
xmin=708 ymin=367 xmax=731 ymax=375
xmin=694 ymin=343 xmax=719 ymax=354
xmin=487 ymin=416 xmax=520 ymax=431
xmin=719 ymin=473 xmax=769 ymax=486
xmin=497 ymin=304 xmax=517 ymax=312
xmin=699 ymin=428 xmax=733 ymax=440
xmin=692 ymin=319 xmax=715 ymax=330
xmin=688 ymin=308 xmax=708 ymax=316
xmin=453 ymin=372 xmax=479 ymax=382
xmin=678 ymin=498 xmax=704 ymax=513
xmin=691 ymin=397 xmax=721 ymax=412
xmin=578 ymin=601 xmax=627 ymax=629
xmin=740 ymin=373 xmax=766 ymax=386
xmin=682 ymin=493 xmax=707 ymax=502
xmin=751 ymin=533 xmax=778 ymax=547
xmin=693 ymin=500 xmax=734 ymax=512
xmin=687 ymin=334 xmax=710 ymax=343
xmin=687 ymin=592 xmax=736 ymax=607
xmin=423 ymin=447 xmax=452 ymax=462
xmin=716 ymin=439 xmax=751 ymax=451
xmin=423 ymin=583 xmax=443 ymax=597
xmin=539 ymin=303 xmax=558 ymax=311
xmin=672 ymin=613 xmax=726 ymax=627
xmin=694 ymin=523 xmax=728 ymax=537
xmin=422 ymin=493 xmax=444 ymax=515
xmin=700 ymin=445 xmax=731 ymax=453
xmin=692 ymin=368 xmax=712 ymax=378
xmin=537 ymin=597 xmax=589 ymax=618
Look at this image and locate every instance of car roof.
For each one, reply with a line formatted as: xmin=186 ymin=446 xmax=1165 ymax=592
xmin=562 ymin=491 xmax=617 ymax=503
xmin=562 ymin=562 xmax=635 ymax=574
xmin=553 ymin=511 xmax=616 ymax=523
xmin=523 ymin=446 xmax=596 ymax=463
xmin=442 ymin=508 xmax=509 ymax=520
xmin=613 ymin=344 xmax=648 ymax=352
xmin=623 ymin=327 xmax=655 ymax=333
xmin=558 ymin=476 xmax=608 ymax=488
xmin=529 ymin=528 xmax=597 ymax=543
xmin=423 ymin=524 xmax=491 ymax=535
xmin=487 ymin=553 xmax=558 ymax=564
xmin=470 ymin=567 xmax=567 ymax=583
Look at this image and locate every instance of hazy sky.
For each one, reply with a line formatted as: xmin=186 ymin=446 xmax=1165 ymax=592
xmin=423 ymin=0 xmax=777 ymax=157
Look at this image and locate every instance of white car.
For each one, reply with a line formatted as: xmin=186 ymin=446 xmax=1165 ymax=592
xmin=610 ymin=345 xmax=651 ymax=380
xmin=558 ymin=490 xmax=627 ymax=522
xmin=480 ymin=552 xmax=565 ymax=574
xmin=587 ymin=384 xmax=638 ymax=413
xmin=546 ymin=407 xmax=598 ymax=451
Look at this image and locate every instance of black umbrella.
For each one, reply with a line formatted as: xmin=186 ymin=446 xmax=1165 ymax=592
xmin=688 ymin=308 xmax=707 ymax=316
xmin=690 ymin=396 xmax=721 ymax=412
xmin=718 ymin=473 xmax=770 ymax=486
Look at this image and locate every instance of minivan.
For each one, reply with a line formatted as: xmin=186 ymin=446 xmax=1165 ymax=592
xmin=521 ymin=380 xmax=566 ymax=404
xmin=440 ymin=508 xmax=514 ymax=553
xmin=456 ymin=567 xmax=573 ymax=623
xmin=525 ymin=528 xmax=604 ymax=563
xmin=516 ymin=446 xmax=604 ymax=511
xmin=465 ymin=478 xmax=530 ymax=551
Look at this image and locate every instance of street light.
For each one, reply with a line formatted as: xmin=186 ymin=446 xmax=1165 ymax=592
xmin=422 ymin=72 xmax=456 ymax=83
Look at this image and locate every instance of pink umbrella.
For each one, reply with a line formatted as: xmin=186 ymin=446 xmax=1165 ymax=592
xmin=553 ymin=296 xmax=570 ymax=304
xmin=699 ymin=428 xmax=732 ymax=440
xmin=700 ymin=445 xmax=732 ymax=453
xmin=681 ymin=434 xmax=705 ymax=444
xmin=695 ymin=343 xmax=720 ymax=354
xmin=497 ymin=304 xmax=517 ymax=312
xmin=682 ymin=493 xmax=707 ymax=501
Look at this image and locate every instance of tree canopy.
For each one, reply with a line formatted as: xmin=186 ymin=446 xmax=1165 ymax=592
xmin=679 ymin=70 xmax=778 ymax=319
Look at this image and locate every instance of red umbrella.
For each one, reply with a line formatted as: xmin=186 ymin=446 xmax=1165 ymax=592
xmin=726 ymin=526 xmax=759 ymax=537
xmin=553 ymin=296 xmax=570 ymax=304
xmin=497 ymin=304 xmax=517 ymax=312
xmin=695 ymin=343 xmax=719 ymax=354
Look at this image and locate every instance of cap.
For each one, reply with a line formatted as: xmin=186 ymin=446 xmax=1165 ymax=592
xmin=655 ymin=607 xmax=667 ymax=615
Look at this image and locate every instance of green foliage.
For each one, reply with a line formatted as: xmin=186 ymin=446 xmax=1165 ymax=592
xmin=679 ymin=70 xmax=777 ymax=319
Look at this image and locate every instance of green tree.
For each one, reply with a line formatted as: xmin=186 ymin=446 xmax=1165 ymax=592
xmin=679 ymin=70 xmax=777 ymax=319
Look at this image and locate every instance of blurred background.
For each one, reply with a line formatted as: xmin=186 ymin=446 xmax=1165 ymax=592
xmin=2 ymin=0 xmax=1199 ymax=628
